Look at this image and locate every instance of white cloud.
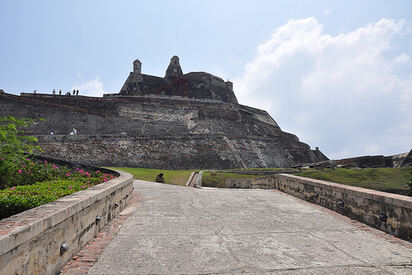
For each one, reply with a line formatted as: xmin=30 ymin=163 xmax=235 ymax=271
xmin=72 ymin=77 xmax=105 ymax=97
xmin=234 ymin=18 xmax=412 ymax=159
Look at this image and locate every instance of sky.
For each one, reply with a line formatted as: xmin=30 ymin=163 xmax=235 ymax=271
xmin=1 ymin=0 xmax=411 ymax=159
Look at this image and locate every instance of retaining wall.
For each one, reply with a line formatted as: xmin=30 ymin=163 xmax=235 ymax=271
xmin=0 ymin=170 xmax=133 ymax=275
xmin=226 ymin=174 xmax=412 ymax=241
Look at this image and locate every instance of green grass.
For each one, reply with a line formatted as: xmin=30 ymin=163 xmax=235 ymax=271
xmin=296 ymin=167 xmax=412 ymax=195
xmin=107 ymin=167 xmax=197 ymax=186
xmin=107 ymin=167 xmax=412 ymax=195
xmin=202 ymin=172 xmax=262 ymax=188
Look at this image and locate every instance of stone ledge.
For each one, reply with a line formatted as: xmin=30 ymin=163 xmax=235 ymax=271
xmin=281 ymin=174 xmax=412 ymax=208
xmin=0 ymin=170 xmax=133 ymax=274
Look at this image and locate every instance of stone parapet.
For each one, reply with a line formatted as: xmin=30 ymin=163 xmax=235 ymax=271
xmin=226 ymin=174 xmax=412 ymax=241
xmin=0 ymin=170 xmax=133 ymax=275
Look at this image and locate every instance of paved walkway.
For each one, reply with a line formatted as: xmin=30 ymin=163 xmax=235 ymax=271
xmin=86 ymin=180 xmax=411 ymax=274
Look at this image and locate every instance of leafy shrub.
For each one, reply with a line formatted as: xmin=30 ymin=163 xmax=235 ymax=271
xmin=0 ymin=168 xmax=116 ymax=220
xmin=1 ymin=157 xmax=116 ymax=189
xmin=0 ymin=116 xmax=118 ymax=219
xmin=0 ymin=116 xmax=43 ymax=189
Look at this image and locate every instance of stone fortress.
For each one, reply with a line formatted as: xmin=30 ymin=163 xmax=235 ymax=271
xmin=0 ymin=56 xmax=328 ymax=169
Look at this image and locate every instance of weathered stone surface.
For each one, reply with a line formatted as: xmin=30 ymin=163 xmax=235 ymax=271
xmin=0 ymin=57 xmax=328 ymax=169
xmin=116 ymin=56 xmax=238 ymax=103
xmin=336 ymin=155 xmax=386 ymax=168
xmin=392 ymin=152 xmax=409 ymax=167
xmin=308 ymin=160 xmax=337 ymax=169
xmin=165 ymin=55 xmax=183 ymax=81
xmin=401 ymin=149 xmax=412 ymax=167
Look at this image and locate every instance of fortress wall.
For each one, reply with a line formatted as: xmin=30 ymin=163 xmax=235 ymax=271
xmin=0 ymin=170 xmax=133 ymax=275
xmin=225 ymin=174 xmax=412 ymax=241
xmin=0 ymin=93 xmax=324 ymax=168
xmin=0 ymin=94 xmax=286 ymax=140
xmin=36 ymin=135 xmax=310 ymax=169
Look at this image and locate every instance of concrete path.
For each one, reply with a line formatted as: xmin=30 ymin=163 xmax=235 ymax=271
xmin=88 ymin=180 xmax=412 ymax=274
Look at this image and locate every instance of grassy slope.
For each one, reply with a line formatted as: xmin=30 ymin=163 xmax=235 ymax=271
xmin=107 ymin=167 xmax=197 ymax=186
xmin=296 ymin=167 xmax=412 ymax=194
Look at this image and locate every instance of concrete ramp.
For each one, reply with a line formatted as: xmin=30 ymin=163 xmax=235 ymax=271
xmin=88 ymin=180 xmax=412 ymax=274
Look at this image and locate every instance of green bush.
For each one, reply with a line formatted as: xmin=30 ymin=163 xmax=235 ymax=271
xmin=0 ymin=171 xmax=116 ymax=220
xmin=0 ymin=116 xmax=118 ymax=219
xmin=1 ymin=158 xmax=115 ymax=189
xmin=0 ymin=116 xmax=43 ymax=189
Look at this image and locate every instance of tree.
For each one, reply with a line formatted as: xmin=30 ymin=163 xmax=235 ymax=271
xmin=0 ymin=116 xmax=43 ymax=188
xmin=0 ymin=116 xmax=42 ymax=160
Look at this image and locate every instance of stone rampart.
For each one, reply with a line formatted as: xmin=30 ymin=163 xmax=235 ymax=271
xmin=226 ymin=174 xmax=412 ymax=241
xmin=0 ymin=92 xmax=327 ymax=169
xmin=0 ymin=170 xmax=133 ymax=275
xmin=34 ymin=134 xmax=318 ymax=169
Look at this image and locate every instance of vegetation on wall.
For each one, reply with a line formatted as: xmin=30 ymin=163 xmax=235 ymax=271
xmin=0 ymin=116 xmax=117 ymax=220
xmin=0 ymin=159 xmax=116 ymax=220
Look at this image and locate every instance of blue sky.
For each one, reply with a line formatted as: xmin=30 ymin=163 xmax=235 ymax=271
xmin=1 ymin=0 xmax=412 ymax=159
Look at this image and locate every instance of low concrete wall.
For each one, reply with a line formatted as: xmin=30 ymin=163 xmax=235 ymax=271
xmin=185 ymin=171 xmax=203 ymax=188
xmin=0 ymin=170 xmax=133 ymax=275
xmin=226 ymin=174 xmax=412 ymax=241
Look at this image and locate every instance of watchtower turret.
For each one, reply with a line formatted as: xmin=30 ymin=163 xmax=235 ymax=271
xmin=225 ymin=80 xmax=233 ymax=91
xmin=133 ymin=59 xmax=142 ymax=74
xmin=165 ymin=56 xmax=183 ymax=82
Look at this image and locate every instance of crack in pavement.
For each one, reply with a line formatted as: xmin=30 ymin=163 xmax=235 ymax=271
xmin=308 ymin=232 xmax=368 ymax=265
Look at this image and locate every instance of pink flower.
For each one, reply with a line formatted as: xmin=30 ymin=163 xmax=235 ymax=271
xmin=10 ymin=187 xmax=15 ymax=190
xmin=18 ymin=169 xmax=22 ymax=174
xmin=68 ymin=187 xmax=72 ymax=190
xmin=44 ymin=160 xmax=47 ymax=163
